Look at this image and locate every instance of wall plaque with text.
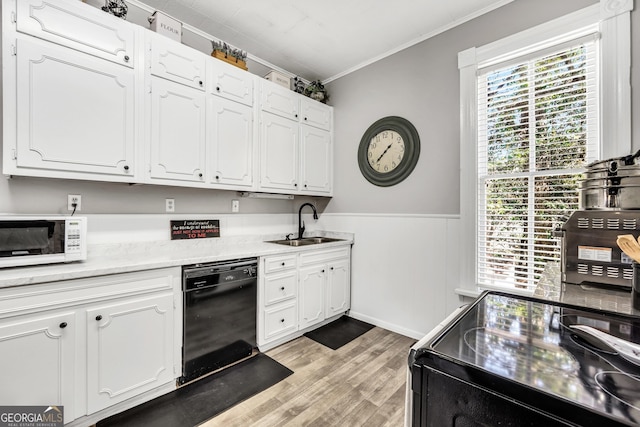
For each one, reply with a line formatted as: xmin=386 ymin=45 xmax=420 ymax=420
xmin=170 ymin=220 xmax=220 ymax=240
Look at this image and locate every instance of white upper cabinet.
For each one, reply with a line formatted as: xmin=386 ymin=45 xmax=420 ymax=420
xmin=14 ymin=36 xmax=136 ymax=179
xmin=209 ymin=58 xmax=254 ymax=106
xmin=208 ymin=96 xmax=254 ymax=188
xmin=301 ymin=126 xmax=332 ymax=193
xmin=300 ymin=97 xmax=332 ymax=131
xmin=16 ymin=0 xmax=135 ymax=67
xmin=149 ymin=77 xmax=207 ymax=183
xmin=259 ymin=79 xmax=333 ymax=195
xmin=149 ymin=32 xmax=205 ymax=90
xmin=3 ymin=0 xmax=333 ymax=195
xmin=260 ymin=80 xmax=299 ymax=121
xmin=260 ymin=112 xmax=299 ymax=191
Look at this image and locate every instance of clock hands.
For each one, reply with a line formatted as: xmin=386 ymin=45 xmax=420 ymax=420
xmin=376 ymin=142 xmax=394 ymax=163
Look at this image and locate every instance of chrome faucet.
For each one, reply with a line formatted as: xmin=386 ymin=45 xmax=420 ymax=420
xmin=298 ymin=203 xmax=318 ymax=240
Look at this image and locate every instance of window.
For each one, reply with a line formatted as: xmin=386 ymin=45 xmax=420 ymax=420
xmin=477 ymin=40 xmax=599 ymax=291
xmin=458 ymin=0 xmax=632 ymax=294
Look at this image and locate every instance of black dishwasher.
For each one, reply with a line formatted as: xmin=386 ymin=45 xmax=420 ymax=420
xmin=179 ymin=258 xmax=257 ymax=385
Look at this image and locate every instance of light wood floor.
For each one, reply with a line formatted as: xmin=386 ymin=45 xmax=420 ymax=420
xmin=199 ymin=327 xmax=415 ymax=427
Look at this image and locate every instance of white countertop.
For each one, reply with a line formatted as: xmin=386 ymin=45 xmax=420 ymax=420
xmin=0 ymin=231 xmax=354 ymax=288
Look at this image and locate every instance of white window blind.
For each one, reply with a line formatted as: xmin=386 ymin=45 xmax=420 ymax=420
xmin=477 ymin=39 xmax=599 ymax=291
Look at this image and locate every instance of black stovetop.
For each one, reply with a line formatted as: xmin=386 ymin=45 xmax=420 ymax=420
xmin=424 ymin=291 xmax=640 ymax=426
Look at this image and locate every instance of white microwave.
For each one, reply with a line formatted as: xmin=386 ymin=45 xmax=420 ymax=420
xmin=0 ymin=216 xmax=87 ymax=268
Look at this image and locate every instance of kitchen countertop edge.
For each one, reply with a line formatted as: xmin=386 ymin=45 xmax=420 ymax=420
xmin=0 ymin=231 xmax=355 ymax=289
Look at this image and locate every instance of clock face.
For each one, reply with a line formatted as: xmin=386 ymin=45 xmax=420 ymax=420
xmin=367 ymin=130 xmax=405 ymax=174
xmin=357 ymin=116 xmax=420 ymax=187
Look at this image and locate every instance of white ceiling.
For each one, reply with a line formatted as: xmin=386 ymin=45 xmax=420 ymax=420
xmin=134 ymin=0 xmax=513 ymax=82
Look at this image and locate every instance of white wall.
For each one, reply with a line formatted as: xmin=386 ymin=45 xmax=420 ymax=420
xmin=316 ymin=214 xmax=461 ymax=339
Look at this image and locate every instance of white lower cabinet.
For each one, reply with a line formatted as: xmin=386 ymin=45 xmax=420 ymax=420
xmin=0 ymin=311 xmax=76 ymax=424
xmin=258 ymin=246 xmax=351 ymax=350
xmin=326 ymin=258 xmax=351 ymax=318
xmin=0 ymin=268 xmax=180 ymax=425
xmin=86 ymin=292 xmax=175 ymax=414
xmin=299 ymin=247 xmax=351 ymax=329
xmin=298 ymin=265 xmax=325 ymax=329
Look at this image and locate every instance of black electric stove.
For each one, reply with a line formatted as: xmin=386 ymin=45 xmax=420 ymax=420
xmin=409 ymin=291 xmax=640 ymax=427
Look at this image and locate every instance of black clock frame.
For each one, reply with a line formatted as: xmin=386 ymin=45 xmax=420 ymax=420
xmin=357 ymin=116 xmax=420 ymax=187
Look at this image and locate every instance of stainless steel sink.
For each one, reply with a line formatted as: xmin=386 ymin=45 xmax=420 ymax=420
xmin=306 ymin=237 xmax=344 ymax=244
xmin=266 ymin=237 xmax=345 ymax=246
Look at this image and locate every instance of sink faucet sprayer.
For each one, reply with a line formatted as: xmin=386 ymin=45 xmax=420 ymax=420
xmin=298 ymin=203 xmax=318 ymax=240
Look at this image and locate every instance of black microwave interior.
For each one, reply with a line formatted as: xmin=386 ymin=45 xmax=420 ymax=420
xmin=0 ymin=220 xmax=60 ymax=256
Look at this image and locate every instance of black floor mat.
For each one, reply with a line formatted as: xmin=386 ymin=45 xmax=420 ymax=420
xmin=304 ymin=316 xmax=375 ymax=350
xmin=97 ymin=354 xmax=292 ymax=427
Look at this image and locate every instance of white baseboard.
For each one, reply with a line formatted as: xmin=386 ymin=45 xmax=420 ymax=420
xmin=348 ymin=311 xmax=425 ymax=340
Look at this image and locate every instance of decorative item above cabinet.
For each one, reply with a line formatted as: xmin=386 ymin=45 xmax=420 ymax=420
xmin=211 ymin=41 xmax=248 ymax=71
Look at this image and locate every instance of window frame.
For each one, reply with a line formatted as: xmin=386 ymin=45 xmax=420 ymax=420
xmin=457 ymin=0 xmax=632 ymax=296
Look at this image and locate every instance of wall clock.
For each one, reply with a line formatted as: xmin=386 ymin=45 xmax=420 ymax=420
xmin=357 ymin=116 xmax=420 ymax=187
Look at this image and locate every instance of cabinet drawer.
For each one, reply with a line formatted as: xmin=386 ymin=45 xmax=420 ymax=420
xmin=299 ymin=247 xmax=350 ymax=266
xmin=264 ymin=271 xmax=296 ymax=305
xmin=263 ymin=254 xmax=297 ymax=274
xmin=17 ymin=0 xmax=135 ymax=67
xmin=264 ymin=302 xmax=297 ymax=340
xmin=150 ymin=33 xmax=206 ymax=90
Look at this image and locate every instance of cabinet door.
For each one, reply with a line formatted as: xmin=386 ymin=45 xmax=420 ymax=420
xmin=149 ymin=77 xmax=206 ymax=183
xmin=300 ymin=97 xmax=332 ymax=131
xmin=209 ymin=96 xmax=253 ymax=188
xmin=326 ymin=258 xmax=350 ymax=318
xmin=260 ymin=112 xmax=299 ymax=191
xmin=0 ymin=311 xmax=76 ymax=424
xmin=86 ymin=293 xmax=174 ymax=414
xmin=15 ymin=37 xmax=135 ymax=178
xmin=210 ymin=59 xmax=254 ymax=106
xmin=260 ymin=80 xmax=299 ymax=121
xmin=300 ymin=125 xmax=332 ymax=194
xmin=16 ymin=0 xmax=135 ymax=67
xmin=299 ymin=265 xmax=325 ymax=329
xmin=150 ymin=33 xmax=206 ymax=90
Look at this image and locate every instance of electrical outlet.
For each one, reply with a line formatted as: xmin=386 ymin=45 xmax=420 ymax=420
xmin=68 ymin=194 xmax=81 ymax=211
xmin=165 ymin=198 xmax=175 ymax=212
xmin=232 ymin=199 xmax=240 ymax=213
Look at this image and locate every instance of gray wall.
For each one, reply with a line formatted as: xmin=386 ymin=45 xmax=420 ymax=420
xmin=324 ymin=0 xmax=619 ymax=215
